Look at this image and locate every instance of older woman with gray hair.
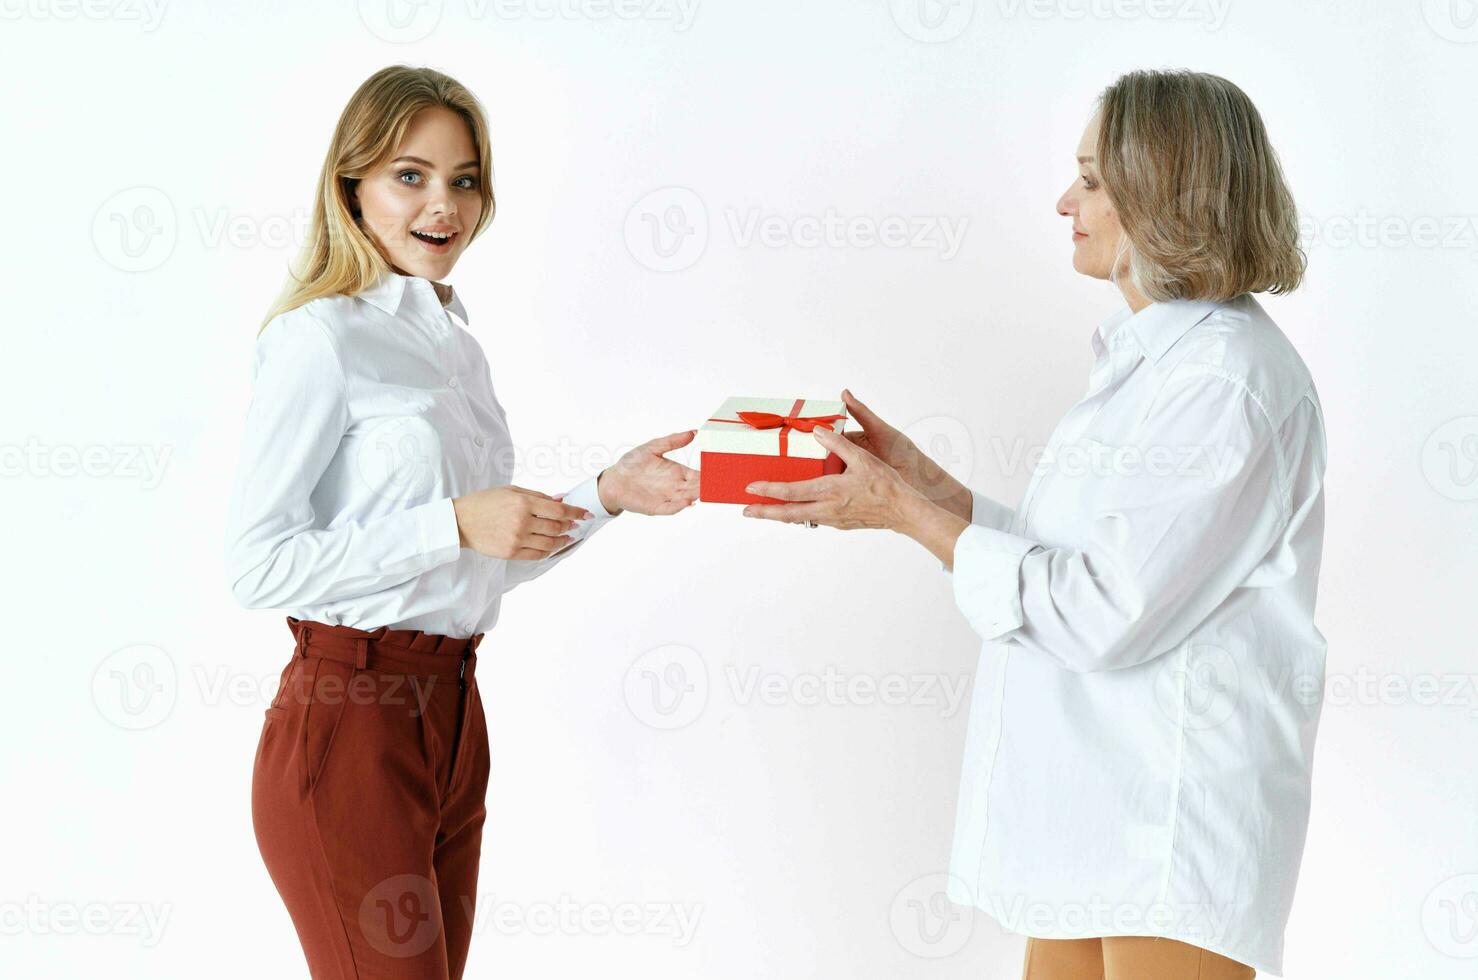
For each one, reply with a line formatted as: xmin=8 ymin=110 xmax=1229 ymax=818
xmin=747 ymin=70 xmax=1326 ymax=980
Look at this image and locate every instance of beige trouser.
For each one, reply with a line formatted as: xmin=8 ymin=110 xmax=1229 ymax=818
xmin=1022 ymin=936 xmax=1256 ymax=980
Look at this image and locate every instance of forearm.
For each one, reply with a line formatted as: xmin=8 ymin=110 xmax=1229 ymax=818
xmin=909 ymin=454 xmax=974 ymax=523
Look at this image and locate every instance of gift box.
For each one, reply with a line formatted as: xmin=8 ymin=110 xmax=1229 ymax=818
xmin=696 ymin=396 xmax=849 ymax=504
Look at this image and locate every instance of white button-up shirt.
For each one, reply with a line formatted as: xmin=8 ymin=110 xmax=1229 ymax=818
xmin=944 ymin=294 xmax=1327 ymax=975
xmin=224 ymin=270 xmax=616 ymax=638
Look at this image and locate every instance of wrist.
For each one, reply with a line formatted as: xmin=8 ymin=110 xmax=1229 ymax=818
xmin=450 ymin=496 xmax=467 ymax=548
xmin=889 ymin=480 xmax=932 ymax=535
xmin=893 ymin=488 xmax=969 ymax=567
xmin=911 ymin=455 xmax=970 ymax=518
xmin=596 ymin=468 xmax=624 ymax=516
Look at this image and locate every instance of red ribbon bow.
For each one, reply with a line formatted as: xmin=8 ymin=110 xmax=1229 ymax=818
xmin=708 ymin=398 xmax=846 ymax=457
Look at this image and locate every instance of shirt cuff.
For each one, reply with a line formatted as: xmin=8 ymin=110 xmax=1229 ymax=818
xmin=968 ymin=490 xmax=1015 ymax=533
xmin=413 ymin=496 xmax=463 ymax=569
xmin=562 ymin=474 xmax=618 ymax=522
xmin=948 ymin=523 xmax=1040 ymax=641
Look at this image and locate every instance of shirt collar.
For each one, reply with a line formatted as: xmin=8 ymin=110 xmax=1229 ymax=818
xmin=356 ymin=269 xmax=469 ymax=323
xmin=1093 ymin=297 xmax=1220 ymax=362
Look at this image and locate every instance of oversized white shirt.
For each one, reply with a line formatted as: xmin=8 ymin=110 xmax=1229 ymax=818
xmin=223 ymin=270 xmax=616 ymax=638
xmin=944 ymin=294 xmax=1327 ymax=975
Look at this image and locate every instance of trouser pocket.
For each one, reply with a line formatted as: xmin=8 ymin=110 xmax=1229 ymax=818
xmin=300 ymin=657 xmax=354 ymax=797
xmin=265 ymin=654 xmax=299 ymax=713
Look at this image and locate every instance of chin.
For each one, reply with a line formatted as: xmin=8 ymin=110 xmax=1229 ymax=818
xmin=1072 ymin=251 xmax=1112 ymax=281
xmin=402 ymin=255 xmax=454 ymax=278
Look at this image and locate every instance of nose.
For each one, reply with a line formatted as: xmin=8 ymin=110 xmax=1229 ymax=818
xmin=1056 ymin=184 xmax=1077 ymax=219
xmin=428 ymin=183 xmax=457 ymax=218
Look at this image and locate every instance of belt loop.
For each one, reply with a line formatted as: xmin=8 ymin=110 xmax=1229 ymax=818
xmin=355 ymin=636 xmax=370 ymax=670
xmin=297 ymin=625 xmax=311 ymax=659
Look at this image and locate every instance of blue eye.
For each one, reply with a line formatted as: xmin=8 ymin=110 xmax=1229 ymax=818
xmin=397 ymin=170 xmax=476 ymax=190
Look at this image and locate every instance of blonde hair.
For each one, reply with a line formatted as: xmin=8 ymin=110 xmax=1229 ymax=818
xmin=257 ymin=65 xmax=496 ymax=334
xmin=1095 ymin=69 xmax=1305 ymax=303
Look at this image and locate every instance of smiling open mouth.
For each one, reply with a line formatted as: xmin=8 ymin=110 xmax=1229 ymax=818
xmin=411 ymin=230 xmax=457 ymax=249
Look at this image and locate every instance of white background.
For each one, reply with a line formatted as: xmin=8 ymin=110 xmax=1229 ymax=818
xmin=4 ymin=0 xmax=1476 ymax=977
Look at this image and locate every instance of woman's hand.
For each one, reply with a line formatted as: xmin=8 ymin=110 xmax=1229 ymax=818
xmin=453 ymin=486 xmax=591 ymax=560
xmin=842 ymin=388 xmax=973 ymax=520
xmin=596 ymin=430 xmax=702 ymax=516
xmin=840 ymin=388 xmax=923 ymax=480
xmin=742 ymin=424 xmax=921 ymax=530
xmin=742 ymin=424 xmax=971 ymax=567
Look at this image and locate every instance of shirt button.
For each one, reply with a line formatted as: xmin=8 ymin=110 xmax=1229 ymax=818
xmin=473 ymin=435 xmax=484 ymax=447
xmin=447 ymin=377 xmax=458 ymax=389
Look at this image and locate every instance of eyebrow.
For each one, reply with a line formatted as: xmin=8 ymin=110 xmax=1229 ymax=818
xmin=390 ymin=155 xmax=479 ymax=171
xmin=1076 ymin=156 xmax=1095 ymax=164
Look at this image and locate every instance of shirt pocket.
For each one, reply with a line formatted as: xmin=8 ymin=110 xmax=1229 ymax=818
xmin=1028 ymin=434 xmax=1123 ymax=546
xmin=344 ymin=412 xmax=448 ymax=505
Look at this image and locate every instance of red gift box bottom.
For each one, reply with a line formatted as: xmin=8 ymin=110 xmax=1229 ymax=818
xmin=700 ymin=450 xmax=846 ymax=504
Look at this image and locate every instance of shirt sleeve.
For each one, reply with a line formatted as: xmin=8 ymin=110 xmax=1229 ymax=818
xmin=499 ymin=473 xmax=619 ymax=594
xmin=223 ymin=311 xmax=463 ymax=610
xmin=968 ymin=489 xmax=1016 ymax=532
xmin=947 ymin=368 xmax=1289 ymax=672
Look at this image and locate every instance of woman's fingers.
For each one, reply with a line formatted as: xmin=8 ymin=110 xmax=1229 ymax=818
xmin=812 ymin=424 xmax=870 ymax=464
xmin=641 ymin=429 xmax=697 ymax=455
xmin=528 ymin=516 xmax=575 ymax=537
xmin=529 ymin=497 xmax=594 ymax=522
xmin=514 ymin=532 xmax=575 ymax=557
xmin=841 ymin=388 xmax=889 ymax=430
xmin=742 ymin=502 xmax=829 ymax=524
xmin=745 ymin=476 xmax=836 ymax=501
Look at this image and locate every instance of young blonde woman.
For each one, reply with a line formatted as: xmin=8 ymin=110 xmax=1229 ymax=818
xmin=224 ymin=66 xmax=699 ymax=980
xmin=747 ymin=70 xmax=1326 ymax=979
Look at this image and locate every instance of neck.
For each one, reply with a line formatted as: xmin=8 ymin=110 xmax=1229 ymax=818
xmin=1116 ymin=277 xmax=1150 ymax=314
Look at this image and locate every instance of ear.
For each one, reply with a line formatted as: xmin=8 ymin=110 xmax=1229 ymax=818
xmin=345 ymin=177 xmax=361 ymax=219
